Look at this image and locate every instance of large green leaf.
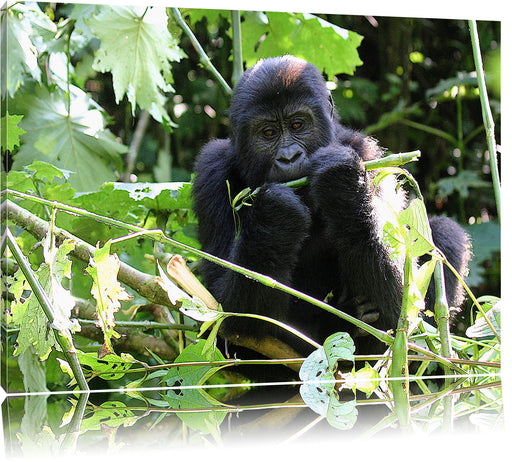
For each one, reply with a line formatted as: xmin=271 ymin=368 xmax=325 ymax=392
xmin=12 ymin=84 xmax=127 ymax=191
xmin=1 ymin=3 xmax=46 ymax=97
xmin=87 ymin=6 xmax=186 ymax=128
xmin=242 ymin=12 xmax=362 ymax=79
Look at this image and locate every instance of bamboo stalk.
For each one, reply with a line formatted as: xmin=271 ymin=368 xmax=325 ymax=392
xmin=433 ymin=261 xmax=453 ymax=365
xmin=468 ymin=20 xmax=500 ymax=222
xmin=230 ymin=10 xmax=243 ymax=86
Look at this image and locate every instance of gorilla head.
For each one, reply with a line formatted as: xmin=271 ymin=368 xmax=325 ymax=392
xmin=229 ymin=56 xmax=336 ymax=186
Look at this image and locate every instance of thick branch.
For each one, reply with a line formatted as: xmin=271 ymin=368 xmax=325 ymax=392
xmin=2 ymin=200 xmax=176 ymax=310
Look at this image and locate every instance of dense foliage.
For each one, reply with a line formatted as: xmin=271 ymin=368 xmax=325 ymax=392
xmin=1 ymin=3 xmax=501 ymax=453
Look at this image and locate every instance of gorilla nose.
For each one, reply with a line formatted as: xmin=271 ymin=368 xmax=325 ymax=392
xmin=276 ymin=146 xmax=305 ymax=165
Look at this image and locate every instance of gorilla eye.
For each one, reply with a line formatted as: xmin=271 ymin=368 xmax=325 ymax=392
xmin=263 ymin=128 xmax=276 ymax=138
xmin=291 ymin=121 xmax=303 ymax=130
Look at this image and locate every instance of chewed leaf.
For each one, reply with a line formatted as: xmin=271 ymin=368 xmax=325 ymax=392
xmin=85 ymin=240 xmax=132 ymax=355
xmin=9 ymin=235 xmax=78 ymax=359
xmin=399 ymin=199 xmax=435 ymax=257
xmin=323 ymin=332 xmax=355 ymax=373
xmin=326 ymin=398 xmax=358 ymax=430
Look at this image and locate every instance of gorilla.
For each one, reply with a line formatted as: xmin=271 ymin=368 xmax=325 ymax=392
xmin=192 ymin=55 xmax=470 ymax=354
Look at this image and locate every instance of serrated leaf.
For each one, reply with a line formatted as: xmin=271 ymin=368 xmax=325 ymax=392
xmin=12 ymin=84 xmax=127 ymax=191
xmin=85 ymin=240 xmax=133 ymax=355
xmin=110 ymin=181 xmax=193 ymax=210
xmin=40 ymin=236 xmax=78 ymax=332
xmin=242 ymin=12 xmax=362 ymax=79
xmin=1 ymin=112 xmax=25 ymax=151
xmin=9 ymin=236 xmax=77 ymax=360
xmin=87 ymin=6 xmax=185 ymax=126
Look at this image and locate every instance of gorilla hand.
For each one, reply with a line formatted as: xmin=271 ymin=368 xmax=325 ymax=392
xmin=237 ymin=183 xmax=311 ymax=273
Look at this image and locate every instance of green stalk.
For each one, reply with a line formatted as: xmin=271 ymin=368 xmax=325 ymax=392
xmin=77 ymin=319 xmax=199 ymax=332
xmin=170 ymin=7 xmax=232 ymax=95
xmin=468 ymin=20 xmax=500 ymax=222
xmin=230 ymin=10 xmax=243 ymax=86
xmin=433 ymin=261 xmax=453 ymax=367
xmin=6 ymin=228 xmax=89 ymax=391
xmin=389 ymin=252 xmax=412 ymax=427
xmin=60 ymin=391 xmax=89 ymax=453
xmin=5 ymin=194 xmax=393 ymax=346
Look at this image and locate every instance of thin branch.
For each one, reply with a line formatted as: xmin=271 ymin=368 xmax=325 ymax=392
xmin=170 ymin=7 xmax=232 ymax=95
xmin=121 ymin=109 xmax=150 ymax=182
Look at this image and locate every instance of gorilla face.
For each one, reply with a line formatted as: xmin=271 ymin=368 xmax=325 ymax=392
xmin=229 ymin=56 xmax=335 ymax=186
xmin=249 ymin=104 xmax=319 ymax=182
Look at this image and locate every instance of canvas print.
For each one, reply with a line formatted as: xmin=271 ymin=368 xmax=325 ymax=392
xmin=0 ymin=1 xmax=502 ymax=457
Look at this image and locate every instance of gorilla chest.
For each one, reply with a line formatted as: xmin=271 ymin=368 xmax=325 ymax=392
xmin=292 ymin=229 xmax=340 ymax=298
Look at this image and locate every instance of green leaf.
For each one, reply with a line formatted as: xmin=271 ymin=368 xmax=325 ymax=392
xmin=323 ymin=332 xmax=355 ymax=373
xmin=326 ymin=398 xmax=358 ymax=430
xmin=242 ymin=12 xmax=362 ymax=79
xmin=85 ymin=241 xmax=132 ymax=355
xmin=299 ymin=345 xmax=358 ymax=430
xmin=19 ymin=347 xmax=49 ymax=393
xmin=12 ymin=84 xmax=127 ymax=191
xmin=1 ymin=113 xmax=25 ymax=151
xmin=87 ymin=6 xmax=185 ymax=127
xmin=436 ymin=170 xmax=491 ymax=199
xmin=299 ymin=347 xmax=335 ymax=416
xmin=466 ymin=300 xmax=501 ymax=340
xmin=40 ymin=236 xmax=78 ymax=332
xmin=9 ymin=236 xmax=77 ymax=360
xmin=81 ymin=401 xmax=137 ymax=431
xmin=1 ymin=4 xmax=44 ymax=97
xmin=162 ymin=340 xmax=228 ymax=434
xmin=399 ymin=199 xmax=435 ymax=258
xmin=59 ymin=351 xmax=139 ymax=383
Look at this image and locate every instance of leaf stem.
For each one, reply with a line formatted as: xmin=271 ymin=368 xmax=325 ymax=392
xmin=4 ymin=193 xmax=393 ymax=346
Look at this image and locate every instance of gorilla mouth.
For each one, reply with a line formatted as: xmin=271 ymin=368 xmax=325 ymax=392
xmin=267 ymin=155 xmax=309 ymax=183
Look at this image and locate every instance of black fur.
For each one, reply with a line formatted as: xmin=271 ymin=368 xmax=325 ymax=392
xmin=192 ymin=56 xmax=470 ymax=354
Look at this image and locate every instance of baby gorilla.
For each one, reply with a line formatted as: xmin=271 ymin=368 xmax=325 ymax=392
xmin=193 ymin=55 xmax=470 ymax=354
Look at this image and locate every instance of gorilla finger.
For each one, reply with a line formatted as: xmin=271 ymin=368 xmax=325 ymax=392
xmin=361 ymin=312 xmax=380 ymax=324
xmin=354 ymin=328 xmax=370 ymax=338
xmin=356 ymin=302 xmax=378 ymax=318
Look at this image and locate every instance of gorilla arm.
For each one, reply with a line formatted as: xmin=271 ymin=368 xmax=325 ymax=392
xmin=193 ymin=139 xmax=312 ymax=338
xmin=309 ymin=144 xmax=403 ymax=333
